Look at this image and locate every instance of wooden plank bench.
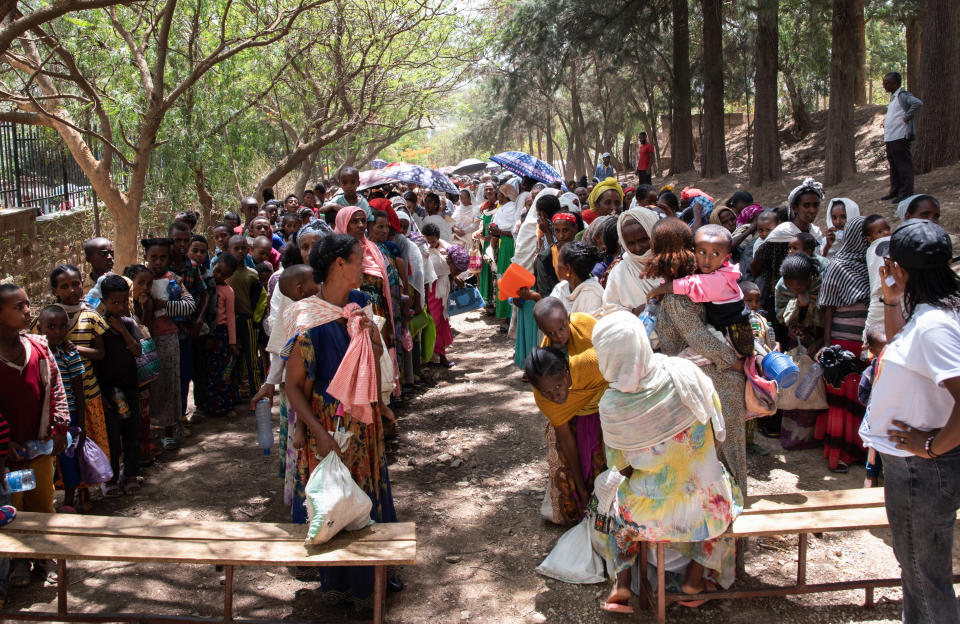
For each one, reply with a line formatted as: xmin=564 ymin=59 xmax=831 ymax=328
xmin=0 ymin=512 xmax=416 ymax=624
xmin=637 ymin=487 xmax=959 ymax=623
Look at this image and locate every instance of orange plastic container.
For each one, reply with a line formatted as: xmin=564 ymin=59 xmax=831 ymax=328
xmin=497 ymin=263 xmax=536 ymax=300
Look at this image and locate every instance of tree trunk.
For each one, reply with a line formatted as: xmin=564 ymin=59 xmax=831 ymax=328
xmin=783 ymin=73 xmax=813 ymax=137
xmin=294 ymin=155 xmax=313 ymax=196
xmin=915 ymin=0 xmax=960 ymax=173
xmin=670 ymin=0 xmax=695 ymax=174
xmin=622 ymin=133 xmax=632 ymax=172
xmin=824 ymin=0 xmax=858 ymax=186
xmin=854 ymin=0 xmax=866 ymax=106
xmin=700 ymin=0 xmax=727 ymax=178
xmin=750 ymin=0 xmax=781 ymax=186
xmin=546 ymin=114 xmax=555 ymax=171
xmin=905 ymin=16 xmax=922 ymax=97
xmin=194 ymin=166 xmax=215 ymax=233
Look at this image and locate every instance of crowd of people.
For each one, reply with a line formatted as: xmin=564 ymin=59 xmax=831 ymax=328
xmin=0 ymin=157 xmax=957 ymax=621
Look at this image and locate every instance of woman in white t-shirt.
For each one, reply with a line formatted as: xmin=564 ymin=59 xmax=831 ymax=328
xmin=860 ymin=219 xmax=960 ymax=624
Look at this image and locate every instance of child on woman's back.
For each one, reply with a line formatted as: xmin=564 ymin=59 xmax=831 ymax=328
xmin=648 ymin=224 xmax=754 ymax=356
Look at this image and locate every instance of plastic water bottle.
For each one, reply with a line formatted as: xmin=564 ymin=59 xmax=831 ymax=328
xmin=794 ymin=362 xmax=824 ymax=401
xmin=111 ymin=388 xmax=130 ymax=418
xmin=255 ymin=399 xmax=273 ymax=455
xmin=4 ymin=469 xmax=36 ymax=493
xmin=21 ymin=439 xmax=54 ymax=460
xmin=638 ymin=301 xmax=659 ymax=336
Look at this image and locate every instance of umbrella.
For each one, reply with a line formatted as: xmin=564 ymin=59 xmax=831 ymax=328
xmin=490 ymin=150 xmax=562 ymax=185
xmin=439 ymin=165 xmax=455 ymax=175
xmin=370 ymin=159 xmax=388 ymax=169
xmin=357 ymin=169 xmax=394 ymax=191
xmin=452 ymin=158 xmax=489 ymax=175
xmin=381 ymin=163 xmax=459 ymax=195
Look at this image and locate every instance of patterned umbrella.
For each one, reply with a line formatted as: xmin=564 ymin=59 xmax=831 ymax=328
xmin=370 ymin=159 xmax=388 ymax=170
xmin=357 ymin=169 xmax=393 ymax=191
xmin=380 ymin=163 xmax=459 ymax=195
xmin=490 ymin=151 xmax=563 ymax=185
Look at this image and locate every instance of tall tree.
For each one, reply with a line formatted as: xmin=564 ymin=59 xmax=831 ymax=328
xmin=905 ymin=16 xmax=922 ymax=96
xmin=854 ymin=0 xmax=867 ymax=105
xmin=750 ymin=0 xmax=781 ymax=186
xmin=700 ymin=0 xmax=727 ymax=177
xmin=670 ymin=0 xmax=694 ymax=174
xmin=915 ymin=0 xmax=960 ymax=173
xmin=824 ymin=0 xmax=857 ymax=185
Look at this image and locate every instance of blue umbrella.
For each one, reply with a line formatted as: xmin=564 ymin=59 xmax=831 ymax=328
xmin=490 ymin=151 xmax=563 ymax=185
xmin=381 ymin=164 xmax=459 ymax=195
xmin=370 ymin=159 xmax=388 ymax=169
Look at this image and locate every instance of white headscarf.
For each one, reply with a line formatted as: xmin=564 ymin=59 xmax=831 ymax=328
xmin=513 ymin=187 xmax=560 ymax=272
xmin=593 ymin=311 xmax=725 ymax=451
xmin=453 ymin=188 xmax=478 ymax=231
xmin=825 ymin=197 xmax=860 ymax=230
xmin=559 ymin=192 xmax=580 ymax=213
xmin=601 ymin=208 xmax=661 ymax=315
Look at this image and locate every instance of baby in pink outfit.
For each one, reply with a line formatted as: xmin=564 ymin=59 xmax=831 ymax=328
xmin=648 ymin=224 xmax=755 ymax=356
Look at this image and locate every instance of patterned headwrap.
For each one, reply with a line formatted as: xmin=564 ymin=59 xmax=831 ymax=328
xmin=736 ymin=203 xmax=765 ymax=226
xmin=445 ymin=244 xmax=470 ymax=273
xmin=787 ymin=177 xmax=825 ymax=207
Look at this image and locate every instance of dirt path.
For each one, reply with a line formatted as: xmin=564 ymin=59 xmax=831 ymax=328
xmin=11 ymin=310 xmax=942 ymax=622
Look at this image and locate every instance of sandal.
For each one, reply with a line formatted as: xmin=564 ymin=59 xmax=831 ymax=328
xmin=37 ymin=559 xmax=57 ymax=587
xmin=9 ymin=560 xmax=30 ymax=587
xmin=124 ymin=477 xmax=142 ymax=494
xmin=101 ymin=482 xmax=123 ymax=498
xmin=0 ymin=506 xmax=16 ymax=527
xmin=601 ymin=602 xmax=634 ymax=614
xmin=678 ymin=579 xmax=717 ymax=608
xmin=829 ymin=461 xmax=849 ymax=474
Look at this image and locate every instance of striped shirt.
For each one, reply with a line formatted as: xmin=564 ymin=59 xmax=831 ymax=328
xmin=67 ymin=309 xmax=108 ymax=402
xmin=53 ymin=346 xmax=84 ymax=415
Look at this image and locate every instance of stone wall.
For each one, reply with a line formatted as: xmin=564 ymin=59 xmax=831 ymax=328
xmin=0 ymin=206 xmax=108 ymax=306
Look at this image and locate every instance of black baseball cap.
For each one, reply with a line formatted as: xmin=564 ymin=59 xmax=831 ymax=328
xmin=726 ymin=190 xmax=753 ymax=208
xmin=879 ymin=220 xmax=952 ymax=269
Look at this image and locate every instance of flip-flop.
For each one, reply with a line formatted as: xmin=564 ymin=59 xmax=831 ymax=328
xmin=101 ymin=482 xmax=123 ymax=498
xmin=600 ymin=602 xmax=634 ymax=614
xmin=678 ymin=579 xmax=717 ymax=608
xmin=829 ymin=461 xmax=849 ymax=474
xmin=0 ymin=505 xmax=16 ymax=527
xmin=56 ymin=505 xmax=77 ymax=514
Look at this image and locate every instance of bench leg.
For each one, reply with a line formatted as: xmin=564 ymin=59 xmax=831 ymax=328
xmin=373 ymin=566 xmax=386 ymax=624
xmin=57 ymin=559 xmax=67 ymax=616
xmin=656 ymin=543 xmax=666 ymax=624
xmin=865 ymin=586 xmax=875 ymax=607
xmin=797 ymin=534 xmax=807 ymax=588
xmin=223 ymin=565 xmax=234 ymax=623
xmin=637 ymin=542 xmax=650 ymax=610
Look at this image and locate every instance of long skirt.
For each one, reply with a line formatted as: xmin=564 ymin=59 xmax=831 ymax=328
xmin=494 ymin=236 xmax=515 ymax=319
xmin=203 ymin=325 xmax=238 ymax=418
xmin=478 ymin=214 xmax=495 ymax=304
xmin=595 ymin=422 xmax=742 ymax=590
xmin=513 ymin=298 xmax=538 ymax=369
xmin=544 ymin=413 xmax=606 ymax=526
xmin=816 ymin=340 xmax=866 ymax=469
xmin=293 ymin=399 xmax=397 ymax=609
xmin=277 ymin=389 xmax=298 ymax=507
xmin=427 ymin=283 xmax=452 ymax=356
xmin=151 ymin=333 xmax=182 ymax=428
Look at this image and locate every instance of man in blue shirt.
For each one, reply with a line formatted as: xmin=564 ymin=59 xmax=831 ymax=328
xmin=593 ymin=152 xmax=614 ymax=181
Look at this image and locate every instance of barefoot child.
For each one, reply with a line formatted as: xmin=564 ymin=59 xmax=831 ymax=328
xmin=36 ymin=306 xmax=85 ymax=511
xmin=647 ymin=224 xmax=754 ymax=356
xmin=96 ymin=276 xmax=143 ymax=496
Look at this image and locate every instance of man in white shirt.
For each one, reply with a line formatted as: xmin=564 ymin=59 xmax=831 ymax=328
xmin=881 ymin=71 xmax=923 ymax=204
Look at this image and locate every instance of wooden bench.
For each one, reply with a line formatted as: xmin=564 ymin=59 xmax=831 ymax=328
xmin=0 ymin=512 xmax=416 ymax=624
xmin=638 ymin=487 xmax=960 ymax=623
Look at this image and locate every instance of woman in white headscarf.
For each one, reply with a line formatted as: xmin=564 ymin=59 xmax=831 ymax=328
xmin=822 ymin=197 xmax=860 ymax=258
xmin=452 ymin=187 xmax=479 ymax=244
xmin=592 ymin=311 xmax=742 ymax=614
xmin=601 ymin=208 xmax=661 ymax=316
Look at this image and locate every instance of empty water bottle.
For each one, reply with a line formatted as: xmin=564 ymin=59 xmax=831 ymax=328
xmin=20 ymin=439 xmax=54 ymax=460
xmin=794 ymin=362 xmax=824 ymax=401
xmin=4 ymin=469 xmax=36 ymax=493
xmin=255 ymin=399 xmax=273 ymax=455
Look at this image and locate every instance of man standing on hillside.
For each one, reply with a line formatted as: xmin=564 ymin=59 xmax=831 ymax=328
xmin=636 ymin=132 xmax=655 ymax=185
xmin=881 ymin=71 xmax=922 ymax=203
xmin=593 ymin=153 xmax=614 ymax=181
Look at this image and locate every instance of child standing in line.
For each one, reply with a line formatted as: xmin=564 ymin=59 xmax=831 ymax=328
xmin=226 ymin=235 xmax=263 ymax=400
xmin=96 ymin=276 xmax=143 ymax=496
xmin=0 ymin=283 xmax=70 ymax=589
xmin=741 ymin=281 xmax=774 ymax=456
xmin=124 ymin=264 xmax=158 ymax=464
xmin=859 ymin=324 xmax=888 ymax=488
xmin=35 ymin=306 xmax=85 ymax=511
xmin=188 ymin=234 xmax=215 ymax=418
xmin=332 ymin=166 xmax=371 ymax=217
xmin=141 ymin=238 xmax=196 ymax=450
xmin=45 ymin=264 xmax=111 ymax=510
xmin=205 ymin=254 xmax=240 ymax=418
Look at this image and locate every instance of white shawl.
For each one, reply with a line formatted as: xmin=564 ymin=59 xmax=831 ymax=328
xmin=514 ymin=188 xmax=560 ymax=272
xmin=550 ymin=277 xmax=604 ymax=318
xmin=428 ymin=246 xmax=451 ymax=318
xmin=601 ymin=208 xmax=661 ymax=315
xmin=764 ymin=220 xmax=824 ymax=246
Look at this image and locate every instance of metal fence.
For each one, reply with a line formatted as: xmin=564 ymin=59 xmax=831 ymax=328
xmin=0 ymin=122 xmax=95 ymax=214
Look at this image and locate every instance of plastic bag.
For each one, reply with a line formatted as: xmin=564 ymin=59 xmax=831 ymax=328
xmin=136 ymin=337 xmax=161 ymax=386
xmin=468 ymin=242 xmax=483 ymax=275
xmin=304 ymin=452 xmax=372 ymax=546
xmin=77 ymin=438 xmax=113 ymax=485
xmin=535 ymin=518 xmax=607 ymax=584
xmin=777 ymin=347 xmax=828 ymax=411
xmin=744 ymin=356 xmax=778 ymax=419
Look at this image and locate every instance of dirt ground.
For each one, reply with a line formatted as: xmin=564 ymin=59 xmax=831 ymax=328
xmin=10 ymin=309 xmax=955 ymax=623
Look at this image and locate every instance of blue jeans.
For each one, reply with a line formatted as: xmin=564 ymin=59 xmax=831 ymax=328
xmin=882 ymin=448 xmax=960 ymax=624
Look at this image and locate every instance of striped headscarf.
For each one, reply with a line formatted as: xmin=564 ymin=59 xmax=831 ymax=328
xmin=818 ymin=215 xmax=870 ymax=308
